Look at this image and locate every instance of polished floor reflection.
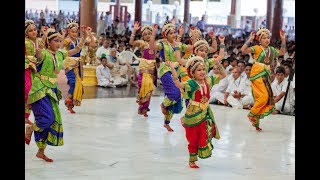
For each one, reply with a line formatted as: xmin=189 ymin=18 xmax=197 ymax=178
xmin=25 ymin=95 xmax=295 ymax=180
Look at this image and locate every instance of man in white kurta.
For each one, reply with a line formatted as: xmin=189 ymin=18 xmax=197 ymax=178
xmin=224 ymin=67 xmax=246 ymax=109
xmin=96 ymin=56 xmax=116 ymax=88
xmin=96 ymin=39 xmax=110 ymax=61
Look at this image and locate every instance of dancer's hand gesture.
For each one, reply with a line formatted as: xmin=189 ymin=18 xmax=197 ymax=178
xmin=133 ymin=21 xmax=140 ymax=33
xmin=249 ymin=31 xmax=255 ymax=41
xmin=152 ymin=24 xmax=158 ymax=31
xmin=218 ymin=35 xmax=225 ymax=44
xmin=279 ymin=29 xmax=286 ymax=41
xmin=178 ymin=25 xmax=184 ymax=37
xmin=208 ymin=31 xmax=215 ymax=39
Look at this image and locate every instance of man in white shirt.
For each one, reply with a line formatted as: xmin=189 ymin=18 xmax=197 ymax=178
xmin=96 ymin=39 xmax=110 ymax=62
xmin=224 ymin=67 xmax=246 ymax=108
xmin=271 ymin=66 xmax=294 ymax=114
xmin=96 ymin=56 xmax=116 ymax=88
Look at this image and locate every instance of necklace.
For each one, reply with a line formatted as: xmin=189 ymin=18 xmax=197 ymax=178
xmin=260 ymin=45 xmax=271 ymax=64
xmin=69 ymin=37 xmax=78 ymax=48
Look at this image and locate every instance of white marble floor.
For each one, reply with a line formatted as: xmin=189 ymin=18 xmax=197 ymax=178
xmin=25 ymin=97 xmax=295 ymax=180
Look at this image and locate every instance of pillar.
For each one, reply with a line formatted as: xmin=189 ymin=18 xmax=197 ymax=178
xmin=228 ymin=0 xmax=236 ymax=28
xmin=184 ymin=0 xmax=190 ymax=24
xmin=80 ymin=0 xmax=97 ymax=32
xmin=266 ymin=0 xmax=274 ymax=31
xmin=271 ymin=0 xmax=283 ymax=41
xmin=134 ymin=0 xmax=142 ymax=23
xmin=235 ymin=0 xmax=241 ymax=28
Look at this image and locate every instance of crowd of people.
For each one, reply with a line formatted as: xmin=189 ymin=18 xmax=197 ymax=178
xmin=25 ymin=10 xmax=295 ymax=168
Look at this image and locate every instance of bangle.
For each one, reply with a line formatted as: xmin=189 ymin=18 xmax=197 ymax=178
xmin=130 ymin=34 xmax=135 ymax=38
xmin=219 ymin=44 xmax=225 ymax=48
xmin=281 ymin=44 xmax=286 ymax=48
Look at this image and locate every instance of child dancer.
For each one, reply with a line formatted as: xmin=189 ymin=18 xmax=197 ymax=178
xmin=25 ymin=20 xmax=45 ymax=125
xmin=25 ymin=29 xmax=65 ymax=162
xmin=129 ymin=22 xmax=157 ymax=117
xmin=240 ymin=28 xmax=286 ymax=131
xmin=168 ymin=54 xmax=226 ymax=168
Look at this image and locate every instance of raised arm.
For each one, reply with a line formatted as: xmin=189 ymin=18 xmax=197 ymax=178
xmin=208 ymin=31 xmax=218 ymax=53
xmin=241 ymin=31 xmax=255 ymax=54
xmin=278 ymin=30 xmax=287 ymax=56
xmin=215 ymin=35 xmax=226 ymax=62
xmin=149 ymin=24 xmax=159 ymax=50
xmin=167 ymin=61 xmax=184 ymax=89
xmin=129 ymin=21 xmax=141 ymax=47
xmin=176 ymin=25 xmax=184 ymax=43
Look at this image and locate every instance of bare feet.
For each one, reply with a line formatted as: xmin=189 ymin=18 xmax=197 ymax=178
xmin=25 ymin=125 xmax=33 ymax=145
xmin=255 ymin=126 xmax=262 ymax=131
xmin=36 ymin=152 xmax=53 ymax=162
xmin=251 ymin=124 xmax=262 ymax=131
xmin=163 ymin=124 xmax=174 ymax=132
xmin=189 ymin=162 xmax=199 ymax=168
xmin=68 ymin=107 xmax=76 ymax=114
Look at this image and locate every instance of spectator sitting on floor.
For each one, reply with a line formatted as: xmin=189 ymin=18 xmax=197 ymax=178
xmin=96 ymin=55 xmax=116 ymax=88
xmin=107 ymin=48 xmax=131 ymax=86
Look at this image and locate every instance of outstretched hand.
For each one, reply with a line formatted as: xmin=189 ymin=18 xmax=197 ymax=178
xmin=208 ymin=31 xmax=215 ymax=38
xmin=133 ymin=21 xmax=141 ymax=32
xmin=178 ymin=25 xmax=184 ymax=36
xmin=249 ymin=31 xmax=255 ymax=41
xmin=152 ymin=24 xmax=158 ymax=31
xmin=279 ymin=29 xmax=286 ymax=40
xmin=218 ymin=35 xmax=225 ymax=43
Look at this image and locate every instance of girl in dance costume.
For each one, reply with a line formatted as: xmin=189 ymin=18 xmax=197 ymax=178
xmin=149 ymin=22 xmax=193 ymax=131
xmin=167 ymin=54 xmax=226 ymax=168
xmin=25 ymin=29 xmax=66 ymax=162
xmin=240 ymin=28 xmax=286 ymax=131
xmin=129 ymin=22 xmax=157 ymax=117
xmin=62 ymin=21 xmax=95 ymax=113
xmin=25 ymin=20 xmax=46 ymax=125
